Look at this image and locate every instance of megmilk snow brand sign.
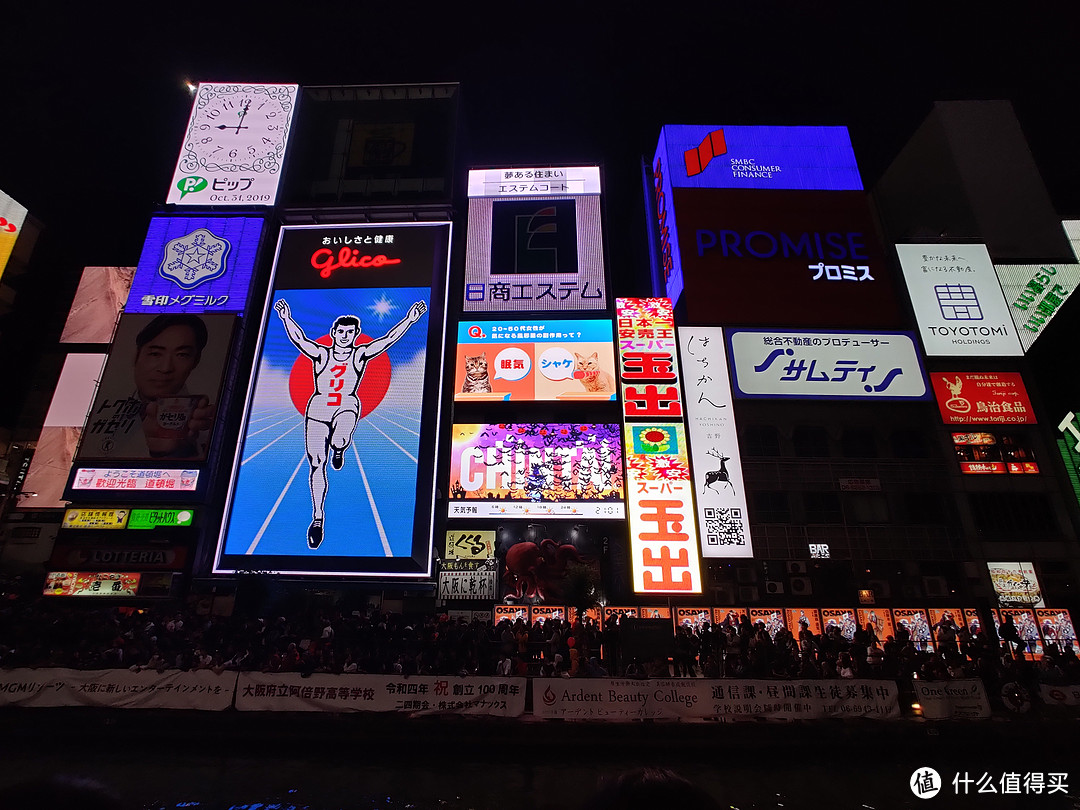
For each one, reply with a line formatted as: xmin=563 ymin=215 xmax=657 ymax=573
xmin=894 ymin=243 xmax=1023 ymax=357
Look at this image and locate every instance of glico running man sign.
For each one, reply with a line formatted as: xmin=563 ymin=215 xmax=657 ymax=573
xmin=215 ymin=223 xmax=451 ymax=577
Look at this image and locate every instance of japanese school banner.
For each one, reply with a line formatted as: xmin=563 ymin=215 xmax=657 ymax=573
xmin=913 ymin=679 xmax=991 ymax=720
xmin=532 ymin=678 xmax=899 ymax=721
xmin=235 ymin=673 xmax=526 ymax=716
xmin=0 ymin=668 xmax=235 ymax=710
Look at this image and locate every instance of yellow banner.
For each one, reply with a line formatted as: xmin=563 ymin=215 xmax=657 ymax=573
xmin=62 ymin=509 xmax=130 ymax=530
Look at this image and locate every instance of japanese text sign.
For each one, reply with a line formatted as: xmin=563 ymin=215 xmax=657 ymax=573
xmin=932 ymin=372 xmax=1035 ymax=425
xmin=617 ymin=298 xmax=682 ymax=420
xmin=72 ymin=468 xmax=199 ymax=492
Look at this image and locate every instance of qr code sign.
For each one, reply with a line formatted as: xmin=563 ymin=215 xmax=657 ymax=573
xmin=703 ymin=507 xmax=745 ymax=545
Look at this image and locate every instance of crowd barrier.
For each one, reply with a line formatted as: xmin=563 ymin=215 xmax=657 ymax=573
xmin=0 ymin=670 xmax=1011 ymax=720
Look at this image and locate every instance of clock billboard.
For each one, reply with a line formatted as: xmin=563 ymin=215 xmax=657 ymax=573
xmin=166 ymin=83 xmax=299 ymax=207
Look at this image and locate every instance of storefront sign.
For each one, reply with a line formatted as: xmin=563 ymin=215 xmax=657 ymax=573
xmin=932 ymin=372 xmax=1035 ymax=424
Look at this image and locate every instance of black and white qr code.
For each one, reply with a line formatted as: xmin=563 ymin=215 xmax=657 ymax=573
xmin=703 ymin=507 xmax=745 ymax=546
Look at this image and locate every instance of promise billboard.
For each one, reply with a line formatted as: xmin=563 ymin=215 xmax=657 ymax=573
xmin=216 ymin=223 xmax=451 ymax=577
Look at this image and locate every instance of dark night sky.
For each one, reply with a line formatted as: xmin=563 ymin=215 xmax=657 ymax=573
xmin=2 ymin=2 xmax=1079 ymax=419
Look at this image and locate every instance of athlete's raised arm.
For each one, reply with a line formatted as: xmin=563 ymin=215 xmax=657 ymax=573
xmin=275 ymin=300 xmax=323 ymax=360
xmin=358 ymin=301 xmax=427 ymax=360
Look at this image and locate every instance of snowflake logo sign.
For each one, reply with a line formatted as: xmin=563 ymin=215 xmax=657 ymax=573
xmin=159 ymin=228 xmax=231 ymax=290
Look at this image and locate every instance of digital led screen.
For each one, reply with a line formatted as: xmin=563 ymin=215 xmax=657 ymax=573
xmin=125 ymin=216 xmax=264 ymax=314
xmin=20 ymin=428 xmax=82 ymax=509
xmin=727 ymin=329 xmax=929 ymax=400
xmin=993 ymin=259 xmax=1079 ymax=353
xmin=43 ymin=571 xmax=141 ymax=597
xmin=455 ymin=319 xmax=615 ymax=402
xmin=895 ymin=244 xmax=1023 ymax=357
xmin=785 ymin=608 xmax=822 ymax=638
xmin=857 ymin=608 xmax=895 ymax=641
xmin=464 ymin=167 xmax=606 ymax=312
xmin=61 ymin=267 xmax=135 ymax=343
xmin=44 ymin=354 xmax=107 ymax=429
xmin=443 ymin=530 xmax=495 ymax=560
xmin=988 ymin=562 xmax=1044 ymax=608
xmin=167 ymin=83 xmax=298 ymax=206
xmin=447 ymin=423 xmax=625 ymax=519
xmin=0 ymin=188 xmax=28 ymax=285
xmin=62 ymin=509 xmax=131 ymax=530
xmin=216 ymin=223 xmax=450 ymax=578
xmin=679 ymin=327 xmax=752 ymax=558
xmin=72 ymin=468 xmax=199 ymax=492
xmin=953 ymin=431 xmax=1038 ymax=475
xmin=128 ymin=508 xmax=194 ymax=529
xmin=76 ymin=313 xmax=236 ymax=462
xmin=999 ymin=608 xmax=1045 ymax=658
xmin=932 ymin=372 xmax=1035 ymax=425
xmin=617 ymin=297 xmax=681 ymax=421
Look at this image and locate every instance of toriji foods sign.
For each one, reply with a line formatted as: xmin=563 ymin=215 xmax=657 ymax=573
xmin=931 ymin=372 xmax=1036 ymax=425
xmin=617 ymin=298 xmax=702 ymax=594
xmin=216 ymin=223 xmax=451 ymax=578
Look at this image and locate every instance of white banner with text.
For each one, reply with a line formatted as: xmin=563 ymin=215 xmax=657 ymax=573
xmin=0 ymin=668 xmax=235 ymax=710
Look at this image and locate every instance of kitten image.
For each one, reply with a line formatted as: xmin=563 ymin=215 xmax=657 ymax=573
xmin=574 ymin=352 xmax=614 ymax=392
xmin=461 ymin=352 xmax=493 ymax=393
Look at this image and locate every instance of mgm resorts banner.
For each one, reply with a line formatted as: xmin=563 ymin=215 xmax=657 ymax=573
xmin=0 ymin=668 xmax=234 ymax=710
xmin=534 ymin=678 xmax=900 ymax=722
xmin=216 ymin=223 xmax=451 ymax=578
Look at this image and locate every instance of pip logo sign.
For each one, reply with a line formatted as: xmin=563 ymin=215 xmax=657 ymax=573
xmin=684 ymin=129 xmax=727 ymax=177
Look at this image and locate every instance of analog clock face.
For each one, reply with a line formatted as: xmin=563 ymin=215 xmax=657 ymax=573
xmin=183 ymin=85 xmax=294 ymax=173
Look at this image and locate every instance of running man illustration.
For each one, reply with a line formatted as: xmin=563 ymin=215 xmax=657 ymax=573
xmin=274 ymin=298 xmax=427 ymax=549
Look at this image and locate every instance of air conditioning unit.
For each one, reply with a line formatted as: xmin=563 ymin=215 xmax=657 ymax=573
xmin=790 ymin=576 xmax=813 ymax=596
xmin=922 ymin=576 xmax=950 ymax=598
xmin=786 ymin=561 xmax=808 ymax=575
xmin=866 ymin=579 xmax=891 ymax=599
xmin=765 ymin=580 xmax=785 ymax=595
xmin=736 ymin=566 xmax=758 ymax=584
xmin=738 ymin=585 xmax=760 ymax=603
xmin=713 ymin=582 xmax=737 ymax=606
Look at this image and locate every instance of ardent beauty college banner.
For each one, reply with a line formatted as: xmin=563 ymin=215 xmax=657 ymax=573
xmin=533 ymin=678 xmax=900 ymax=721
xmin=0 ymin=668 xmax=234 ymax=710
xmin=236 ymin=673 xmax=526 ymax=716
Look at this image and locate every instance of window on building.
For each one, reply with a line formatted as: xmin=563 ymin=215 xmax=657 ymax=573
xmin=751 ymin=490 xmax=791 ymax=523
xmin=844 ymin=492 xmax=890 ymax=524
xmin=804 ymin=491 xmax=843 ymax=523
xmin=969 ymin=492 xmax=1057 ymax=540
xmin=841 ymin=428 xmax=878 ymax=458
xmin=901 ymin=492 xmax=949 ymax=525
xmin=742 ymin=425 xmax=781 ymax=457
xmin=793 ymin=426 xmax=830 ymax=458
xmin=891 ymin=429 xmax=929 ymax=458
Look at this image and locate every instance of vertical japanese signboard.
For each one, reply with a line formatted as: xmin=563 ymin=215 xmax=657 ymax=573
xmin=894 ymin=244 xmax=1023 ymax=357
xmin=216 ymin=223 xmax=451 ymax=577
xmin=616 ymin=298 xmax=702 ymax=594
xmin=678 ymin=327 xmax=752 ymax=558
xmin=463 ymin=167 xmax=606 ymax=312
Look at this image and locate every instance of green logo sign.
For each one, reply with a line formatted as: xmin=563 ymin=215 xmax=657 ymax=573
xmin=176 ymin=176 xmax=208 ymax=199
xmin=129 ymin=509 xmax=194 ymax=530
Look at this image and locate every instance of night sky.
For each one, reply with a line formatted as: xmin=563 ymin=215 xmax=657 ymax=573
xmin=2 ymin=2 xmax=1079 ymax=421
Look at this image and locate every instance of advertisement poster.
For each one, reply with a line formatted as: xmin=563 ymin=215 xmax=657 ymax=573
xmin=994 ymin=248 xmax=1080 ymax=352
xmin=857 ymin=608 xmax=896 ymax=641
xmin=463 ymin=167 xmax=606 ymax=312
xmin=821 ymin=609 xmax=858 ymax=641
xmin=679 ymin=327 xmax=752 ymax=557
xmin=895 ymin=244 xmax=1024 ymax=357
xmin=447 ymin=423 xmax=624 ymax=519
xmin=76 ymin=313 xmax=236 ymax=462
xmin=1035 ymin=609 xmax=1078 ymax=655
xmin=454 ymin=319 xmax=615 ymax=401
xmin=216 ymin=223 xmax=450 ymax=577
xmin=749 ymin=608 xmax=786 ymax=639
xmin=999 ymin=608 xmax=1045 ymax=657
xmin=676 ymin=607 xmax=713 ymax=630
xmin=728 ymin=330 xmax=929 ymax=400
xmin=124 ymin=216 xmax=264 ymax=314
xmin=785 ymin=608 xmax=822 ymax=638
xmin=988 ymin=562 xmax=1044 ymax=608
xmin=963 ymin=608 xmax=999 ymax=636
xmin=891 ymin=608 xmax=935 ymax=650
xmin=443 ymin=530 xmax=495 ymax=560
xmin=931 ymin=372 xmax=1036 ymax=425
xmin=43 ymin=571 xmax=141 ymax=597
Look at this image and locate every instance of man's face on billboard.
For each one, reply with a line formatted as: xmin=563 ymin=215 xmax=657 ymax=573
xmin=332 ymin=323 xmax=358 ymax=348
xmin=134 ymin=324 xmax=200 ymax=400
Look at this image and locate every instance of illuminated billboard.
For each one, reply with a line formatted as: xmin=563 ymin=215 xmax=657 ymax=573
xmin=894 ymin=244 xmax=1023 ymax=357
xmin=167 ymin=83 xmax=298 ymax=206
xmin=988 ymin=562 xmax=1044 ymax=608
xmin=1035 ymin=609 xmax=1077 ymax=655
xmin=617 ymin=298 xmax=682 ymax=420
xmin=61 ymin=267 xmax=135 ymax=343
xmin=125 ymin=217 xmax=264 ymax=314
xmin=931 ymin=372 xmax=1035 ymax=425
xmin=891 ymin=608 xmax=934 ymax=649
xmin=454 ymin=319 xmax=615 ymax=401
xmin=679 ymin=327 xmax=752 ymax=558
xmin=0 ymin=188 xmax=28 ymax=284
xmin=72 ymin=468 xmax=199 ymax=492
xmin=447 ymin=423 xmax=624 ymax=519
xmin=463 ymin=167 xmax=606 ymax=312
xmin=44 ymin=572 xmax=140 ymax=597
xmin=994 ymin=260 xmax=1079 ymax=352
xmin=727 ymin=329 xmax=929 ymax=400
xmin=76 ymin=313 xmax=236 ymax=462
xmin=216 ymin=223 xmax=451 ymax=578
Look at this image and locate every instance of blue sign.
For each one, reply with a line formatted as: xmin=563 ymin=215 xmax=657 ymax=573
xmin=125 ymin=216 xmax=264 ymax=314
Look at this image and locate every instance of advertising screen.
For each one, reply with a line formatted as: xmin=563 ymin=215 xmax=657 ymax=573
xmin=71 ymin=468 xmax=199 ymax=492
xmin=963 ymin=607 xmax=999 ymax=636
xmin=988 ymin=562 xmax=1044 ymax=608
xmin=76 ymin=313 xmax=236 ymax=462
xmin=494 ymin=605 xmax=529 ymax=625
xmin=61 ymin=267 xmax=136 ymax=343
xmin=785 ymin=608 xmax=822 ymax=638
xmin=999 ymin=608 xmax=1045 ymax=658
xmin=856 ymin=608 xmax=895 ymax=641
xmin=62 ymin=509 xmax=130 ymax=530
xmin=0 ymin=188 xmax=28 ymax=285
xmin=675 ymin=607 xmax=713 ymax=630
xmin=443 ymin=530 xmax=495 ymax=560
xmin=821 ymin=609 xmax=858 ymax=641
xmin=749 ymin=608 xmax=786 ymax=639
xmin=679 ymin=327 xmax=752 ymax=558
xmin=1035 ymin=608 xmax=1078 ymax=655
xmin=43 ymin=571 xmax=141 ymax=597
xmin=895 ymin=244 xmax=1023 ymax=357
xmin=892 ymin=608 xmax=934 ymax=650
xmin=727 ymin=329 xmax=929 ymax=400
xmin=927 ymin=608 xmax=963 ymax=641
xmin=124 ymin=217 xmax=264 ymax=314
xmin=216 ymin=223 xmax=450 ymax=578
xmin=166 ymin=83 xmax=299 ymax=206
xmin=994 ymin=229 xmax=1080 ymax=352
xmin=617 ymin=298 xmax=682 ymax=420
xmin=661 ymin=187 xmax=900 ymax=327
xmin=447 ymin=423 xmax=625 ymax=519
xmin=932 ymin=372 xmax=1035 ymax=425
xmin=713 ymin=608 xmax=743 ymax=628
xmin=454 ymin=319 xmax=615 ymax=402
xmin=463 ymin=167 xmax=606 ymax=312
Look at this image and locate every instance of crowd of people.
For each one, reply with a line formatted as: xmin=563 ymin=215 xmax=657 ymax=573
xmin=1 ymin=584 xmax=1078 ymax=691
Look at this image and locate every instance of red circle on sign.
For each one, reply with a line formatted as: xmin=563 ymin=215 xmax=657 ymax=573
xmin=287 ymin=335 xmax=392 ymax=417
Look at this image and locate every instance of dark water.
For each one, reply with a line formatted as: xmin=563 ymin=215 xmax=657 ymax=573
xmin=1 ymin=713 xmax=1078 ymax=810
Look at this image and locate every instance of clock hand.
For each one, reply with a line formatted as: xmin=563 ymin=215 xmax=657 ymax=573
xmin=215 ymin=124 xmax=248 ymax=131
xmin=233 ymin=100 xmax=251 ymax=135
